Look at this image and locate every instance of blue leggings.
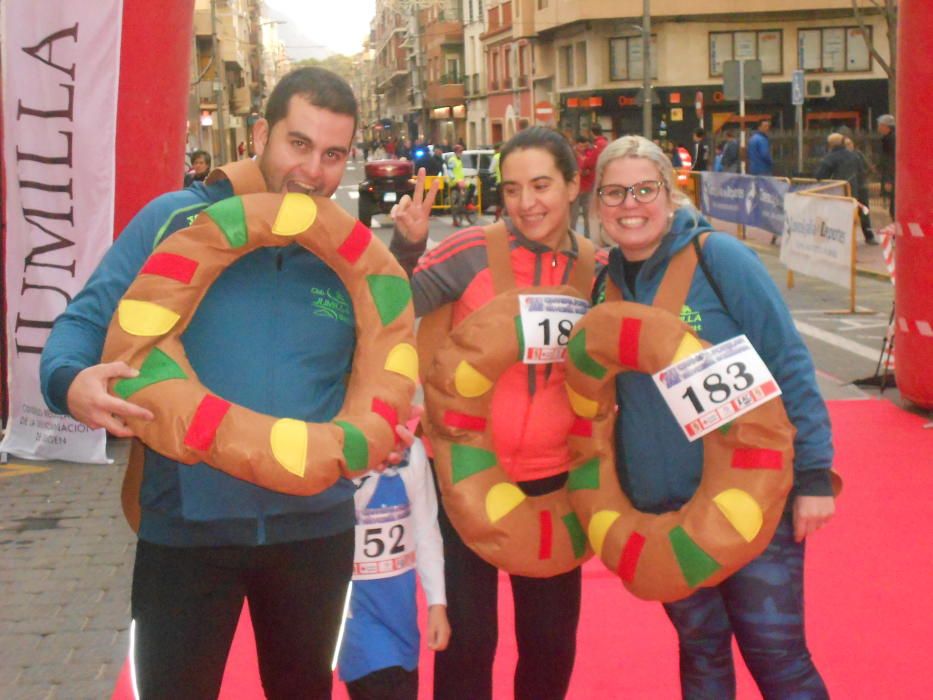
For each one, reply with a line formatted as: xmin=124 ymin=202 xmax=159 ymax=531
xmin=663 ymin=514 xmax=828 ymax=700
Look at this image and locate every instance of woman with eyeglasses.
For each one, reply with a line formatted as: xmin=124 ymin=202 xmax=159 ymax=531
xmin=590 ymin=135 xmax=834 ymax=699
xmin=390 ymin=126 xmax=598 ymax=700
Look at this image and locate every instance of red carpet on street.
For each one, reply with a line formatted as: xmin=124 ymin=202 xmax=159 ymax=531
xmin=113 ymin=399 xmax=933 ymax=698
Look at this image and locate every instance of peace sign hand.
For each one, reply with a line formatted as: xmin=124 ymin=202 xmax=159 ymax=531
xmin=391 ymin=167 xmax=441 ymax=244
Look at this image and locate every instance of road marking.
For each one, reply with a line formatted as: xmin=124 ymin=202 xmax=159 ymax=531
xmin=794 ymin=320 xmax=880 ymax=362
xmin=347 ymin=191 xmax=359 ymax=200
xmin=0 ymin=463 xmax=50 ymax=479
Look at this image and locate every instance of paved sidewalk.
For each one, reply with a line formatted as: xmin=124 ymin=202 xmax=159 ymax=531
xmin=1 ymin=439 xmax=135 ymax=700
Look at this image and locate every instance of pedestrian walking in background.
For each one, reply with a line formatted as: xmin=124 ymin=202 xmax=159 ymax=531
xmin=691 ymin=128 xmax=710 ymax=172
xmin=747 ymin=119 xmax=773 ymax=175
xmin=719 ymin=130 xmax=739 ymax=173
xmin=570 ymin=134 xmax=594 ymax=237
xmin=183 ymin=149 xmax=211 ymax=187
xmin=815 ymin=132 xmax=877 ymax=245
xmin=877 ymin=114 xmax=896 ymax=218
xmin=845 ymin=135 xmax=878 ymax=245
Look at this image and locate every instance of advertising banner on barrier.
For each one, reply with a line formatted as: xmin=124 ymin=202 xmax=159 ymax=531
xmin=780 ymin=192 xmax=857 ymax=290
xmin=0 ymin=0 xmax=122 ymax=462
xmin=750 ymin=176 xmax=791 ymax=235
xmin=700 ymin=174 xmax=831 ymax=237
xmin=700 ymin=173 xmax=791 ymax=236
xmin=700 ymin=172 xmax=749 ymax=226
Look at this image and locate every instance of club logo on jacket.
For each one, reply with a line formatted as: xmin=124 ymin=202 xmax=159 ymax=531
xmin=310 ymin=287 xmax=352 ymax=325
xmin=680 ymin=304 xmax=703 ymax=332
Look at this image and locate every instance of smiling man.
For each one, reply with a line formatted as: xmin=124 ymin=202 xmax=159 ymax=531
xmin=40 ymin=68 xmax=365 ymax=699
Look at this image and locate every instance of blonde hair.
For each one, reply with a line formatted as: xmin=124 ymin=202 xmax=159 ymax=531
xmin=827 ymin=132 xmax=845 ymax=148
xmin=589 ymin=135 xmax=695 ymax=244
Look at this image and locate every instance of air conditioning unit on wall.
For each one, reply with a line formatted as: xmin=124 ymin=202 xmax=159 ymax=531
xmin=805 ymin=77 xmax=836 ymax=99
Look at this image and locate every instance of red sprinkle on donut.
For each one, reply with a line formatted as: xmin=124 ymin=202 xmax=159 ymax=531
xmin=184 ymin=395 xmax=232 ymax=451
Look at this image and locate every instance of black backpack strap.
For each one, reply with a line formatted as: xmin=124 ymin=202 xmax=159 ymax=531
xmin=692 ymin=233 xmax=731 ymax=318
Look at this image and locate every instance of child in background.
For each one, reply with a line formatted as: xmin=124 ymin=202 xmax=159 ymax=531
xmin=338 ymin=440 xmax=450 ymax=700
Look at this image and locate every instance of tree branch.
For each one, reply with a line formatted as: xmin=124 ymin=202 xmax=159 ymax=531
xmin=851 ymin=0 xmax=892 ymax=76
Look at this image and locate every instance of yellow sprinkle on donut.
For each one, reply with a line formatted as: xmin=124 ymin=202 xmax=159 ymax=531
xmin=455 ymin=360 xmax=493 ymax=398
xmin=565 ymin=384 xmax=598 ymax=418
xmin=712 ymin=489 xmax=763 ymax=543
xmin=588 ymin=510 xmax=622 ymax=558
xmin=671 ymin=333 xmax=705 ymax=364
xmin=117 ymin=300 xmax=181 ymax=337
xmin=270 ymin=418 xmax=308 ymax=477
xmin=384 ymin=343 xmax=419 ymax=382
xmin=272 ymin=193 xmax=317 ymax=236
xmin=485 ymin=483 xmax=526 ymax=523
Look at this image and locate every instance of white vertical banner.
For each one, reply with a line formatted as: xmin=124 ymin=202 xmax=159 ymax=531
xmin=1 ymin=1 xmax=123 ymax=462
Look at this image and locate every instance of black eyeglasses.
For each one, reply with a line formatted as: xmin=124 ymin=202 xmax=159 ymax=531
xmin=597 ymin=180 xmax=666 ymax=206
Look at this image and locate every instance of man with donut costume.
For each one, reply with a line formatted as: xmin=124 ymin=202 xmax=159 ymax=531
xmin=40 ymin=68 xmax=378 ymax=699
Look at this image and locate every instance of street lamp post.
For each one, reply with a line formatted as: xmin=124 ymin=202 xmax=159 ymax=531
xmin=210 ymin=0 xmax=227 ymax=165
xmin=619 ymin=3 xmax=652 ymax=139
xmin=642 ymin=0 xmax=651 ymax=139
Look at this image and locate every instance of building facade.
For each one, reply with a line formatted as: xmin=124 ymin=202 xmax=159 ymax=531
xmin=189 ymin=0 xmax=260 ymax=165
xmin=420 ymin=0 xmax=467 ymax=146
xmin=533 ymin=0 xmax=891 ymax=146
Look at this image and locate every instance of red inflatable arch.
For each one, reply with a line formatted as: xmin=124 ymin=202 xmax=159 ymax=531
xmin=894 ymin=0 xmax=933 ymax=409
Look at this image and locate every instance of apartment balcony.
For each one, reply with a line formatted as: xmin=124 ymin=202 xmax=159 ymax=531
xmin=230 ymin=86 xmax=252 ymax=115
xmin=426 ymin=74 xmax=465 ymax=105
xmin=517 ymin=74 xmax=528 ymax=88
xmin=424 ymin=20 xmax=464 ymax=51
xmin=193 ymin=8 xmax=211 ymax=37
xmin=376 ymin=67 xmax=410 ymax=92
xmin=219 ymin=41 xmax=247 ymax=69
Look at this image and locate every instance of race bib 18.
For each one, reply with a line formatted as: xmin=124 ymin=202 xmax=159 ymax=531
xmin=518 ymin=294 xmax=589 ymax=364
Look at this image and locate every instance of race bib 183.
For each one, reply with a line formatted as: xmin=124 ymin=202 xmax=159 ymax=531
xmin=652 ymin=335 xmax=781 ymax=441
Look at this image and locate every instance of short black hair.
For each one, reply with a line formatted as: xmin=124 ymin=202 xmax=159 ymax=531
xmin=500 ymin=126 xmax=578 ymax=183
xmin=590 ymin=123 xmax=603 ymax=135
xmin=574 ymin=134 xmax=590 ymax=144
xmin=264 ymin=67 xmax=358 ymax=139
xmin=191 ymin=149 xmax=211 ymax=166
xmin=693 ymin=128 xmax=706 ymax=138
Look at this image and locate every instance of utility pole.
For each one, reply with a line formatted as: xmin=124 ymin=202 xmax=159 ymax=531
xmin=211 ymin=0 xmax=228 ymax=165
xmin=642 ymin=0 xmax=651 ymax=139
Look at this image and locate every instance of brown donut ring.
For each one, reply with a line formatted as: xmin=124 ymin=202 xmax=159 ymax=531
xmin=423 ymin=286 xmax=593 ymax=577
xmin=564 ymin=301 xmax=794 ymax=601
xmin=101 ymin=193 xmax=416 ymax=496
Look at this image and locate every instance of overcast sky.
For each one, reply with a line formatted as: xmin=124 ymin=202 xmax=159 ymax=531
xmin=263 ymin=0 xmax=376 ymax=59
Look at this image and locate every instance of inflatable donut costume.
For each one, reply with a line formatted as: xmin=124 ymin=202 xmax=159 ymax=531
xmin=421 ymin=224 xmax=596 ymax=577
xmin=102 ymin=188 xmax=417 ymax=498
xmin=563 ymin=237 xmax=796 ymax=602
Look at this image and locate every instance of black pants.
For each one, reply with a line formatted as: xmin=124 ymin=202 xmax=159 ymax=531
xmin=131 ymin=532 xmax=354 ymax=700
xmin=346 ymin=665 xmax=418 ymax=700
xmin=856 ymin=186 xmax=875 ymax=242
xmin=432 ymin=500 xmax=582 ymax=700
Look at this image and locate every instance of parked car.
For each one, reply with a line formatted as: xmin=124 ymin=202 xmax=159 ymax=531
xmin=357 ymin=159 xmax=415 ymax=227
